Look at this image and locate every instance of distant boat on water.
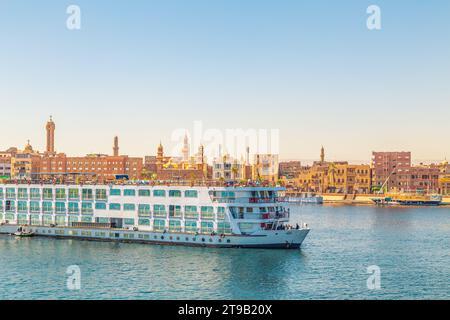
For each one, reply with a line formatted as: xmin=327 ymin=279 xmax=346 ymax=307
xmin=280 ymin=193 xmax=323 ymax=204
xmin=371 ymin=193 xmax=442 ymax=206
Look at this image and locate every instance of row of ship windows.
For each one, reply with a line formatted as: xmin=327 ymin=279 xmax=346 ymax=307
xmin=0 ymin=213 xmax=232 ymax=234
xmin=0 ymin=188 xmax=200 ymax=199
xmin=0 ymin=201 xmax=226 ymax=217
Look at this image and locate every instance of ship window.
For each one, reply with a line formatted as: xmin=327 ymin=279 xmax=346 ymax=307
xmin=153 ymin=219 xmax=166 ymax=231
xmin=68 ymin=202 xmax=80 ymax=214
xmin=124 ymin=189 xmax=136 ymax=196
xmin=124 ymin=204 xmax=136 ymax=211
xmin=184 ymin=190 xmax=198 ymax=198
xmin=95 ymin=202 xmax=107 ymax=210
xmin=169 ymin=220 xmax=182 ymax=232
xmin=110 ymin=189 xmax=121 ymax=196
xmin=68 ymin=188 xmax=79 ymax=199
xmin=138 ymin=189 xmax=151 ymax=197
xmin=109 ymin=203 xmax=121 ymax=211
xmin=138 ymin=219 xmax=150 ymax=226
xmin=18 ymin=188 xmax=28 ymax=199
xmin=184 ymin=220 xmax=197 ymax=233
xmin=124 ymin=218 xmax=135 ymax=225
xmin=169 ymin=190 xmax=182 ymax=197
xmin=42 ymin=201 xmax=53 ymax=213
xmin=153 ymin=189 xmax=166 ymax=197
xmin=55 ymin=188 xmax=66 ymax=200
xmin=201 ymin=221 xmax=214 ymax=233
xmin=96 ymin=189 xmax=107 ymax=201
xmin=217 ymin=222 xmax=232 ymax=234
xmin=30 ymin=188 xmax=41 ymax=199
xmin=43 ymin=188 xmax=53 ymax=200
xmin=82 ymin=189 xmax=93 ymax=200
xmin=138 ymin=204 xmax=151 ymax=215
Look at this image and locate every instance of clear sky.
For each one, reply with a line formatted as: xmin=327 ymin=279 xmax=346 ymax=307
xmin=1 ymin=0 xmax=449 ymax=163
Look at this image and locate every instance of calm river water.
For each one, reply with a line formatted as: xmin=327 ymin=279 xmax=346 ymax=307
xmin=0 ymin=204 xmax=449 ymax=300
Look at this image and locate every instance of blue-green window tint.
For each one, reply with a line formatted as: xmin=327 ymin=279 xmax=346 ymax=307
xmin=0 ymin=188 xmax=3 ymax=198
xmin=123 ymin=204 xmax=136 ymax=211
xmin=0 ymin=202 xmax=3 ymax=212
xmin=201 ymin=206 xmax=214 ymax=220
xmin=221 ymin=191 xmax=235 ymax=198
xmin=138 ymin=189 xmax=150 ymax=197
xmin=43 ymin=188 xmax=53 ymax=200
xmin=95 ymin=189 xmax=107 ymax=201
xmin=6 ymin=188 xmax=16 ymax=199
xmin=184 ymin=206 xmax=198 ymax=219
xmin=55 ymin=215 xmax=66 ymax=225
xmin=30 ymin=214 xmax=40 ymax=225
xmin=95 ymin=202 xmax=107 ymax=210
xmin=124 ymin=218 xmax=135 ymax=225
xmin=68 ymin=202 xmax=79 ymax=214
xmin=17 ymin=201 xmax=28 ymax=213
xmin=184 ymin=190 xmax=198 ymax=198
xmin=5 ymin=200 xmax=15 ymax=213
xmin=153 ymin=189 xmax=166 ymax=197
xmin=68 ymin=188 xmax=79 ymax=200
xmin=81 ymin=202 xmax=93 ymax=214
xmin=55 ymin=202 xmax=66 ymax=214
xmin=43 ymin=215 xmax=53 ymax=225
xmin=138 ymin=204 xmax=151 ymax=215
xmin=55 ymin=188 xmax=66 ymax=200
xmin=153 ymin=204 xmax=166 ymax=217
xmin=82 ymin=189 xmax=93 ymax=201
xmin=97 ymin=217 xmax=109 ymax=223
xmin=110 ymin=189 xmax=121 ymax=196
xmin=217 ymin=222 xmax=232 ymax=234
xmin=217 ymin=207 xmax=226 ymax=220
xmin=29 ymin=201 xmax=40 ymax=214
xmin=81 ymin=216 xmax=92 ymax=223
xmin=42 ymin=201 xmax=53 ymax=214
xmin=30 ymin=188 xmax=40 ymax=199
xmin=169 ymin=220 xmax=181 ymax=232
xmin=138 ymin=218 xmax=150 ymax=226
xmin=124 ymin=189 xmax=136 ymax=196
xmin=169 ymin=190 xmax=181 ymax=197
xmin=109 ymin=203 xmax=121 ymax=211
xmin=18 ymin=188 xmax=28 ymax=199
xmin=153 ymin=219 xmax=166 ymax=231
xmin=201 ymin=221 xmax=214 ymax=233
xmin=184 ymin=220 xmax=197 ymax=233
xmin=5 ymin=213 xmax=15 ymax=221
xmin=169 ymin=205 xmax=182 ymax=217
xmin=69 ymin=215 xmax=79 ymax=223
xmin=17 ymin=214 xmax=28 ymax=225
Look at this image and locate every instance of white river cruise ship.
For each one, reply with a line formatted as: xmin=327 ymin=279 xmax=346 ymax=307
xmin=0 ymin=184 xmax=309 ymax=249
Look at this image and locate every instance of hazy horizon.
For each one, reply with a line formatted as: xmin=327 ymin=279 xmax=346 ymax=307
xmin=1 ymin=1 xmax=449 ymax=162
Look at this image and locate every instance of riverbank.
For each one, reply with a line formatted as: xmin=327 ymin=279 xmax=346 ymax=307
xmin=320 ymin=194 xmax=450 ymax=205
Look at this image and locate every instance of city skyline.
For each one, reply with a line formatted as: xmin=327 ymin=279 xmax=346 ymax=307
xmin=1 ymin=1 xmax=449 ymax=161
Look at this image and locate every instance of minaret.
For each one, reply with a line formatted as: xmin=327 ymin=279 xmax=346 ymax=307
xmin=113 ymin=136 xmax=119 ymax=156
xmin=320 ymin=146 xmax=325 ymax=163
xmin=182 ymin=132 xmax=189 ymax=161
xmin=157 ymin=142 xmax=164 ymax=162
xmin=46 ymin=116 xmax=56 ymax=154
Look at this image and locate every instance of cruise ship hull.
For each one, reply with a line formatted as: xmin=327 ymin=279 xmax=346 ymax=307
xmin=0 ymin=224 xmax=310 ymax=249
